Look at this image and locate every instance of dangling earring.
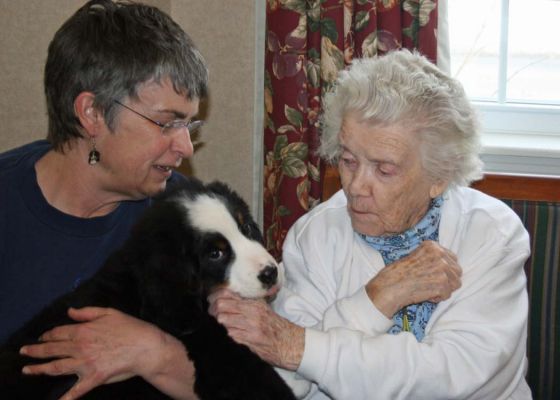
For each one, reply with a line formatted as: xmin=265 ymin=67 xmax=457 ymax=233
xmin=88 ymin=138 xmax=100 ymax=165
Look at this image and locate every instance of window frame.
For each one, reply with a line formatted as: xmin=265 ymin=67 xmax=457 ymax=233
xmin=441 ymin=0 xmax=560 ymax=177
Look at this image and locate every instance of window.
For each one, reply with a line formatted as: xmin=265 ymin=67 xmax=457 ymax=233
xmin=446 ymin=0 xmax=560 ymax=176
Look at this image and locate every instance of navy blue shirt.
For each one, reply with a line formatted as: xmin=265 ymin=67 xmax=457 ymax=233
xmin=0 ymin=140 xmax=184 ymax=343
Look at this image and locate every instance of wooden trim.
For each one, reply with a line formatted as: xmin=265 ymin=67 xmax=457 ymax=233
xmin=322 ymin=165 xmax=341 ymax=201
xmin=471 ymin=174 xmax=560 ymax=202
xmin=322 ymin=165 xmax=560 ymax=202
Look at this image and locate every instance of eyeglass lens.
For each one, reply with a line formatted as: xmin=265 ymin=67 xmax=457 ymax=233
xmin=162 ymin=120 xmax=203 ymax=136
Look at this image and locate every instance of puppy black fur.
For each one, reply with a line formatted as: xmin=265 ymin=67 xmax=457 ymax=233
xmin=0 ymin=178 xmax=296 ymax=400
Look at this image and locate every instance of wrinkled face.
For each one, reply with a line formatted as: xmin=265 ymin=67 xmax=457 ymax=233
xmin=182 ymin=194 xmax=283 ymax=299
xmin=95 ymin=78 xmax=199 ymax=199
xmin=338 ymin=114 xmax=446 ymax=236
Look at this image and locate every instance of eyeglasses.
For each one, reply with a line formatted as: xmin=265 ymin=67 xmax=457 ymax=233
xmin=114 ymin=100 xmax=203 ymax=136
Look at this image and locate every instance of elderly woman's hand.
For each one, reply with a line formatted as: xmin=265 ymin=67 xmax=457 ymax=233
xmin=365 ymin=240 xmax=462 ymax=318
xmin=19 ymin=307 xmax=197 ymax=400
xmin=208 ymin=289 xmax=305 ymax=371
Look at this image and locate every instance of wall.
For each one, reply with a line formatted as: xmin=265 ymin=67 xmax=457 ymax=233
xmin=0 ymin=0 xmax=263 ymax=214
xmin=171 ymin=1 xmax=265 ymax=219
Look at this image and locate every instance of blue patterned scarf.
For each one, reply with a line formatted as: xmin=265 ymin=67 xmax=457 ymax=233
xmin=360 ymin=196 xmax=443 ymax=341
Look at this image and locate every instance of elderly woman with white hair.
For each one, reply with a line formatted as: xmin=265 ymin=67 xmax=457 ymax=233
xmin=210 ymin=49 xmax=531 ymax=399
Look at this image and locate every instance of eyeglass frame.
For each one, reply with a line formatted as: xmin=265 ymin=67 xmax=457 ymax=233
xmin=113 ymin=100 xmax=203 ymax=136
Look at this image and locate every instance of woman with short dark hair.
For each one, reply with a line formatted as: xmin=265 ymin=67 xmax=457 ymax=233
xmin=0 ymin=1 xmax=207 ymax=398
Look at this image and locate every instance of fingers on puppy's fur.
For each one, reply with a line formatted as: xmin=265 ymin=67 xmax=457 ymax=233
xmin=1 ymin=179 xmax=295 ymax=399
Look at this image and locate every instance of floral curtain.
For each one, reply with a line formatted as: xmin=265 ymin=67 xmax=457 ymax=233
xmin=263 ymin=0 xmax=439 ymax=260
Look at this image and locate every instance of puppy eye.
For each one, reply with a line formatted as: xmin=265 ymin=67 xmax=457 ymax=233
xmin=209 ymin=248 xmax=224 ymax=261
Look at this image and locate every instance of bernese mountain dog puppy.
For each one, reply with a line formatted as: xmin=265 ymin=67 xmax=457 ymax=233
xmin=0 ymin=178 xmax=296 ymax=400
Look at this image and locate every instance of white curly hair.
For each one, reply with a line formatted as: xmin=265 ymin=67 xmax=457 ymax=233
xmin=318 ymin=49 xmax=483 ymax=187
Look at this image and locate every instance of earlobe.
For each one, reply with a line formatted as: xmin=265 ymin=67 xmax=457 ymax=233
xmin=430 ymin=179 xmax=449 ymax=198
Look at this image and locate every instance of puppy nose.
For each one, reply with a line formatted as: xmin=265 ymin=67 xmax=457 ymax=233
xmin=258 ymin=265 xmax=278 ymax=288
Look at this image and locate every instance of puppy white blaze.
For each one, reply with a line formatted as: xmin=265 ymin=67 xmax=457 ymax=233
xmin=180 ymin=194 xmax=283 ymax=298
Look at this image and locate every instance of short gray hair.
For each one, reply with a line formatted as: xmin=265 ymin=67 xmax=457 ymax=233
xmin=45 ymin=0 xmax=209 ymax=151
xmin=318 ymin=49 xmax=483 ymax=187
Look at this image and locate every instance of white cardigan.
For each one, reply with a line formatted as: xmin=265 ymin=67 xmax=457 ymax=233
xmin=273 ymin=186 xmax=532 ymax=399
